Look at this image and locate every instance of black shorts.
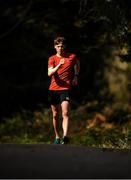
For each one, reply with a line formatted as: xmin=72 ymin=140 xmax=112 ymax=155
xmin=48 ymin=90 xmax=70 ymax=105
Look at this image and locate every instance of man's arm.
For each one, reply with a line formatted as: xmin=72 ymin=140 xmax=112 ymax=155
xmin=72 ymin=59 xmax=80 ymax=86
xmin=74 ymin=59 xmax=80 ymax=76
xmin=48 ymin=58 xmax=64 ymax=77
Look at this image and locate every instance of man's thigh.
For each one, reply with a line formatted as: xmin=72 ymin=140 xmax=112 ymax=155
xmin=49 ymin=90 xmax=60 ymax=105
xmin=59 ymin=90 xmax=70 ymax=103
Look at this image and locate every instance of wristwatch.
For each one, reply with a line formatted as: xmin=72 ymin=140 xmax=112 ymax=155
xmin=75 ymin=74 xmax=79 ymax=77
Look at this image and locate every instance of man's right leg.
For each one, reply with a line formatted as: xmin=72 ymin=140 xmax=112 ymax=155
xmin=51 ymin=104 xmax=60 ymax=139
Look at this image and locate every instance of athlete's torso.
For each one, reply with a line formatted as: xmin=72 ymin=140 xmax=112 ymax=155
xmin=48 ymin=53 xmax=78 ymax=90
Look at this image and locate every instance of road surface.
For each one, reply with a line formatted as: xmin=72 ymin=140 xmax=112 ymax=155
xmin=0 ymin=144 xmax=131 ymax=178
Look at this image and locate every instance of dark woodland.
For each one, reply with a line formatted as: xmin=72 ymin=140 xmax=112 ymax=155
xmin=0 ymin=0 xmax=131 ymax=146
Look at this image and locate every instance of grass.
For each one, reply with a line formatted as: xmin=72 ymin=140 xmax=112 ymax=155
xmin=0 ymin=107 xmax=131 ymax=149
xmin=70 ymin=126 xmax=131 ymax=149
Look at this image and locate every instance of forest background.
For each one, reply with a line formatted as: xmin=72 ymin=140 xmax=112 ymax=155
xmin=0 ymin=0 xmax=131 ymax=148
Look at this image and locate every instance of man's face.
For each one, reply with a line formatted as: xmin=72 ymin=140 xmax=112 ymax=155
xmin=54 ymin=43 xmax=65 ymax=55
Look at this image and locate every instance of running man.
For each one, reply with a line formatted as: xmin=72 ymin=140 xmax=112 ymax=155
xmin=48 ymin=36 xmax=80 ymax=144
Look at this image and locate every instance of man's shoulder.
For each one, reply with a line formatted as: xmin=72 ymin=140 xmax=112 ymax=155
xmin=66 ymin=53 xmax=77 ymax=58
xmin=49 ymin=54 xmax=56 ymax=60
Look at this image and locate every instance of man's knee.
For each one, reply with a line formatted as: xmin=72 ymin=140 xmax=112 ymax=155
xmin=53 ymin=111 xmax=59 ymax=119
xmin=62 ymin=111 xmax=69 ymax=118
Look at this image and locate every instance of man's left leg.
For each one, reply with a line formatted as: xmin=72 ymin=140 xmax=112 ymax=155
xmin=61 ymin=101 xmax=70 ymax=144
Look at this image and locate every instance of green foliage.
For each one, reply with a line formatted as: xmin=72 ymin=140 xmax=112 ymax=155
xmin=71 ymin=125 xmax=131 ymax=149
xmin=0 ymin=0 xmax=131 ymax=138
xmin=0 ymin=108 xmax=53 ymax=144
xmin=0 ymin=108 xmax=131 ymax=150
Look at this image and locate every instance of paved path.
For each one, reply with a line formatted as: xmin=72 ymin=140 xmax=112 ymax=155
xmin=0 ymin=144 xmax=131 ymax=178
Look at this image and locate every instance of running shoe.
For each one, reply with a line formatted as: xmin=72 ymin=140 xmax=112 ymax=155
xmin=61 ymin=136 xmax=69 ymax=144
xmin=53 ymin=138 xmax=60 ymax=144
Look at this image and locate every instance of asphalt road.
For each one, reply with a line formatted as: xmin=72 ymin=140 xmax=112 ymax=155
xmin=0 ymin=144 xmax=131 ymax=179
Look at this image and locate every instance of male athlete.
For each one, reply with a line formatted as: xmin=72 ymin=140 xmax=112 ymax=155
xmin=48 ymin=36 xmax=80 ymax=144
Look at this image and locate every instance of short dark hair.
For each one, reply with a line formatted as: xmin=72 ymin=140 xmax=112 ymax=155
xmin=54 ymin=36 xmax=66 ymax=46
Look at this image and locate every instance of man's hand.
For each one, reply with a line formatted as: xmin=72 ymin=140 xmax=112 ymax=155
xmin=48 ymin=58 xmax=65 ymax=77
xmin=59 ymin=58 xmax=65 ymax=65
xmin=72 ymin=76 xmax=78 ymax=86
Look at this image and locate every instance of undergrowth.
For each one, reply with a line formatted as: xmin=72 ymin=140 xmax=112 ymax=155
xmin=0 ymin=108 xmax=131 ymax=149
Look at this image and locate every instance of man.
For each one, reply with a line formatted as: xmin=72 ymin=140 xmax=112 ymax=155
xmin=48 ymin=36 xmax=80 ymax=144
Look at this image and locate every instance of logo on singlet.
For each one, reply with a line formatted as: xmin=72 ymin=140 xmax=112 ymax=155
xmin=66 ymin=97 xmax=69 ymax=100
